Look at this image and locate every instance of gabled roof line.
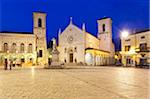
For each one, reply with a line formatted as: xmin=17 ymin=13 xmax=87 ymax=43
xmin=61 ymin=22 xmax=98 ymax=40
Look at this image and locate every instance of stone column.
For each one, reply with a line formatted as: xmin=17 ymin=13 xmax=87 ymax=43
xmin=92 ymin=54 xmax=95 ymax=66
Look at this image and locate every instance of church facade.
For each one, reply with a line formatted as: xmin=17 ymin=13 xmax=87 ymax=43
xmin=58 ymin=17 xmax=115 ymax=66
xmin=0 ymin=12 xmax=47 ymax=66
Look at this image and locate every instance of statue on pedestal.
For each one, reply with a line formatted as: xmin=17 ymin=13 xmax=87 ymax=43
xmin=47 ymin=38 xmax=63 ymax=69
xmin=51 ymin=38 xmax=59 ymax=62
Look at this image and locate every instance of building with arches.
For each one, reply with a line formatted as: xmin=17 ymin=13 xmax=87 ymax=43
xmin=121 ymin=29 xmax=150 ymax=67
xmin=58 ymin=17 xmax=115 ymax=66
xmin=0 ymin=12 xmax=47 ymax=66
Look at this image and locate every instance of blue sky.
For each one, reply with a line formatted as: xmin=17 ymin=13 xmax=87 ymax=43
xmin=0 ymin=0 xmax=149 ymax=50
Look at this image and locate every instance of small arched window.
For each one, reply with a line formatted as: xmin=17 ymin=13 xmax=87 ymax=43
xmin=4 ymin=43 xmax=8 ymax=52
xmin=74 ymin=47 xmax=77 ymax=52
xmin=75 ymin=58 xmax=77 ymax=63
xmin=38 ymin=18 xmax=42 ymax=27
xmin=64 ymin=59 xmax=66 ymax=63
xmin=12 ymin=43 xmax=17 ymax=53
xmin=20 ymin=43 xmax=25 ymax=53
xmin=64 ymin=48 xmax=67 ymax=53
xmin=28 ymin=44 xmax=33 ymax=53
xmin=102 ymin=24 xmax=105 ymax=32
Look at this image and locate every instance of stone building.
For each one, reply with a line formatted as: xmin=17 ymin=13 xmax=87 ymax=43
xmin=58 ymin=17 xmax=115 ymax=66
xmin=121 ymin=29 xmax=150 ymax=67
xmin=0 ymin=12 xmax=47 ymax=66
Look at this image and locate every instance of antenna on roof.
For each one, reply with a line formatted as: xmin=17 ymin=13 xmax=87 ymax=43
xmin=70 ymin=17 xmax=73 ymax=24
xmin=58 ymin=28 xmax=61 ymax=36
xmin=82 ymin=23 xmax=86 ymax=31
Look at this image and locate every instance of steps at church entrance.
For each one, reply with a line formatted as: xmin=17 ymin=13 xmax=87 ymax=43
xmin=64 ymin=63 xmax=86 ymax=66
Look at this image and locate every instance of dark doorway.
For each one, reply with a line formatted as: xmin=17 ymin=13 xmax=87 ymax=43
xmin=30 ymin=58 xmax=33 ymax=63
xmin=69 ymin=53 xmax=73 ymax=63
xmin=48 ymin=58 xmax=52 ymax=65
xmin=21 ymin=58 xmax=25 ymax=63
xmin=39 ymin=50 xmax=43 ymax=57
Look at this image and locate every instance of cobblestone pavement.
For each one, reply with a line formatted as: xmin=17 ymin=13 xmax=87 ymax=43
xmin=0 ymin=66 xmax=150 ymax=99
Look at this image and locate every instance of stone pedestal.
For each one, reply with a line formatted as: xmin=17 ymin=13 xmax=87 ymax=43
xmin=50 ymin=49 xmax=61 ymax=66
xmin=51 ymin=50 xmax=59 ymax=63
xmin=45 ymin=38 xmax=64 ymax=69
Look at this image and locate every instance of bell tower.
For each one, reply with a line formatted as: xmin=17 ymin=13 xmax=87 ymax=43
xmin=97 ymin=17 xmax=113 ymax=52
xmin=33 ymin=12 xmax=47 ymax=65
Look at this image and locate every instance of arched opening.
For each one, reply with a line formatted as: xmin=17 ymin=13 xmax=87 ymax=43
xmin=74 ymin=47 xmax=77 ymax=52
xmin=69 ymin=53 xmax=73 ymax=63
xmin=64 ymin=59 xmax=67 ymax=63
xmin=28 ymin=44 xmax=33 ymax=53
xmin=38 ymin=18 xmax=42 ymax=27
xmin=64 ymin=48 xmax=67 ymax=53
xmin=68 ymin=49 xmax=74 ymax=63
xmin=20 ymin=56 xmax=25 ymax=64
xmin=4 ymin=43 xmax=8 ymax=52
xmin=39 ymin=50 xmax=43 ymax=57
xmin=102 ymin=24 xmax=105 ymax=32
xmin=12 ymin=43 xmax=17 ymax=53
xmin=85 ymin=53 xmax=93 ymax=65
xmin=20 ymin=43 xmax=25 ymax=53
xmin=27 ymin=55 xmax=33 ymax=64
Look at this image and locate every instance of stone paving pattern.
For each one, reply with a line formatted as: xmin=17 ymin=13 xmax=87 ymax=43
xmin=0 ymin=66 xmax=150 ymax=99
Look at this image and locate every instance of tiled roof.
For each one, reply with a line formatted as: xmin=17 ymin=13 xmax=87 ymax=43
xmin=131 ymin=29 xmax=150 ymax=35
xmin=85 ymin=47 xmax=110 ymax=53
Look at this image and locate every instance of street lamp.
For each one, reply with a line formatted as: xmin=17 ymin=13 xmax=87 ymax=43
xmin=120 ymin=30 xmax=129 ymax=67
xmin=121 ymin=30 xmax=129 ymax=38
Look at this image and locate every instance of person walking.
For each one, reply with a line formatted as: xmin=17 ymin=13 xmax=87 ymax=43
xmin=8 ymin=59 xmax=12 ymax=70
xmin=10 ymin=60 xmax=13 ymax=70
xmin=13 ymin=60 xmax=15 ymax=67
xmin=4 ymin=59 xmax=8 ymax=70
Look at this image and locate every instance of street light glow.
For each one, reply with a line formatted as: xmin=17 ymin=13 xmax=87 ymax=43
xmin=121 ymin=30 xmax=129 ymax=38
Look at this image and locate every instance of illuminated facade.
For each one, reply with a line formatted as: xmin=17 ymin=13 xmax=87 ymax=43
xmin=121 ymin=29 xmax=150 ymax=66
xmin=58 ymin=17 xmax=115 ymax=66
xmin=0 ymin=12 xmax=47 ymax=66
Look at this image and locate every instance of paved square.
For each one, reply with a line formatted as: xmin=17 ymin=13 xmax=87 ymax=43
xmin=0 ymin=66 xmax=150 ymax=99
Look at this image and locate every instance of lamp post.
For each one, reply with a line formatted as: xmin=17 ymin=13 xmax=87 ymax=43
xmin=35 ymin=35 xmax=38 ymax=65
xmin=134 ymin=30 xmax=137 ymax=67
xmin=121 ymin=30 xmax=129 ymax=67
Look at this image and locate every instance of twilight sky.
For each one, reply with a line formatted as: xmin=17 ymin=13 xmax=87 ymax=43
xmin=0 ymin=0 xmax=149 ymax=50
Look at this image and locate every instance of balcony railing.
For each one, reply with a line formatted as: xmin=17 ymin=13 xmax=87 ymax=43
xmin=135 ymin=47 xmax=150 ymax=53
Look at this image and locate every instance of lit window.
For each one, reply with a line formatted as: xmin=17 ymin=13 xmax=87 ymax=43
xmin=28 ymin=44 xmax=33 ymax=53
xmin=125 ymin=45 xmax=130 ymax=51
